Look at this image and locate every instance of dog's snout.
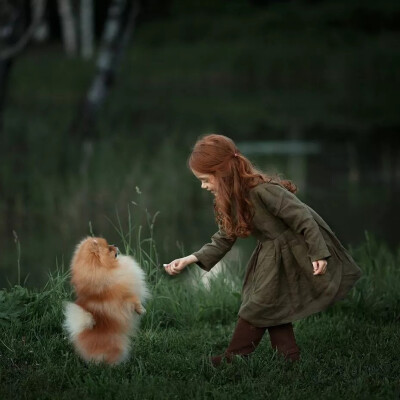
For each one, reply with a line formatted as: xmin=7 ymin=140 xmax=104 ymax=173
xmin=108 ymin=245 xmax=119 ymax=257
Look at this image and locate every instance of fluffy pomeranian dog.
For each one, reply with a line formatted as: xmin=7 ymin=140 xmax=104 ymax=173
xmin=63 ymin=236 xmax=149 ymax=365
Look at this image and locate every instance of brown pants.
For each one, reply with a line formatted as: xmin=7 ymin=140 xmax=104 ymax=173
xmin=268 ymin=322 xmax=301 ymax=361
xmin=211 ymin=317 xmax=300 ymax=366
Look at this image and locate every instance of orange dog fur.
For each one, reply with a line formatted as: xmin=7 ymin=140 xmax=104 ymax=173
xmin=63 ymin=237 xmax=149 ymax=365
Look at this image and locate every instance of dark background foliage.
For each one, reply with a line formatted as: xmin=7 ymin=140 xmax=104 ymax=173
xmin=0 ymin=0 xmax=399 ymax=287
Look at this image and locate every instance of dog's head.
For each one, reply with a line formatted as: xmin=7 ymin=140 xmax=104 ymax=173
xmin=72 ymin=237 xmax=119 ymax=272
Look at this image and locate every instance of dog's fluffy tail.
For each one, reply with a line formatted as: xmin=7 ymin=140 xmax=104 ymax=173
xmin=63 ymin=302 xmax=95 ymax=339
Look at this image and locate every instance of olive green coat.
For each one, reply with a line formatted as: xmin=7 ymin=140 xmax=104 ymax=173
xmin=193 ymin=182 xmax=362 ymax=328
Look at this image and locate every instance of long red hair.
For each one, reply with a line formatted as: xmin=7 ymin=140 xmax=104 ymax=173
xmin=188 ymin=134 xmax=297 ymax=238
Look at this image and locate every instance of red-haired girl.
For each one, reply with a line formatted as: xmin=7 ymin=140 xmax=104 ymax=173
xmin=164 ymin=134 xmax=362 ymax=366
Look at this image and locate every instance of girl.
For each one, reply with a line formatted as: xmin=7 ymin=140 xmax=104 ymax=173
xmin=164 ymin=134 xmax=362 ymax=366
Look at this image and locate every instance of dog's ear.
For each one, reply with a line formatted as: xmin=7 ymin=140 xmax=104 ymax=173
xmin=89 ymin=237 xmax=100 ymax=254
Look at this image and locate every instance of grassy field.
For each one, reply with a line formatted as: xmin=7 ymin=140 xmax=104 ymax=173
xmin=0 ymin=209 xmax=399 ymax=399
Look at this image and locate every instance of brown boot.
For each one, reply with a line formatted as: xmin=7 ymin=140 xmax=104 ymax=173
xmin=267 ymin=323 xmax=300 ymax=361
xmin=211 ymin=317 xmax=266 ymax=367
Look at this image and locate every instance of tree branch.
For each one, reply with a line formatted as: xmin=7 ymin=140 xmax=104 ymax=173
xmin=0 ymin=0 xmax=47 ymax=61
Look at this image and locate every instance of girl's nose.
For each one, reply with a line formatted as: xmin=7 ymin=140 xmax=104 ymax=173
xmin=201 ymin=182 xmax=206 ymax=189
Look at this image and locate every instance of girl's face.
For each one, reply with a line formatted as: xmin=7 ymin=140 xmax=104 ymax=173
xmin=192 ymin=170 xmax=217 ymax=195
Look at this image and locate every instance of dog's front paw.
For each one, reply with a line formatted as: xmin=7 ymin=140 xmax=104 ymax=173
xmin=134 ymin=303 xmax=146 ymax=315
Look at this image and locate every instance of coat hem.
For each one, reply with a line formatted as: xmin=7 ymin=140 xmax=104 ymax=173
xmin=238 ymin=301 xmax=331 ymax=328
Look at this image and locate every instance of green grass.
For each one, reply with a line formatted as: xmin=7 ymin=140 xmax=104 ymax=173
xmin=0 ymin=208 xmax=399 ymax=399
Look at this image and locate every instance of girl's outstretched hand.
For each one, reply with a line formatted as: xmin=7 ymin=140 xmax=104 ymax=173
xmin=312 ymin=259 xmax=328 ymax=275
xmin=163 ymin=254 xmax=198 ymax=275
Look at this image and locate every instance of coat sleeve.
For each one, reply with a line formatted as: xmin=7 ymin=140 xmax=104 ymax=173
xmin=256 ymin=183 xmax=331 ymax=261
xmin=192 ymin=229 xmax=237 ymax=272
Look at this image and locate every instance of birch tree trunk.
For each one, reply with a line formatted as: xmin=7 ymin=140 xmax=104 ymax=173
xmin=80 ymin=0 xmax=94 ymax=59
xmin=72 ymin=0 xmax=140 ymax=138
xmin=31 ymin=0 xmax=49 ymax=42
xmin=57 ymin=0 xmax=78 ymax=56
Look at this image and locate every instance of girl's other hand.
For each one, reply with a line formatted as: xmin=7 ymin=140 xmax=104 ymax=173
xmin=163 ymin=255 xmax=198 ymax=275
xmin=312 ymin=259 xmax=328 ymax=275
